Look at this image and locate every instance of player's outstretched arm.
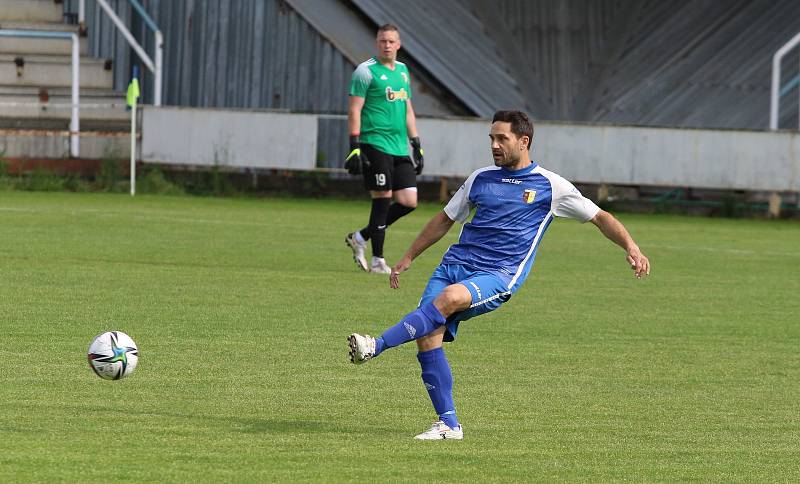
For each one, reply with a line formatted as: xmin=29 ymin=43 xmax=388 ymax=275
xmin=390 ymin=211 xmax=455 ymax=288
xmin=590 ymin=210 xmax=650 ymax=278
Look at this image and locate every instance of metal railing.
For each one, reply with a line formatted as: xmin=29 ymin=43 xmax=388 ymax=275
xmin=0 ymin=29 xmax=81 ymax=157
xmin=78 ymin=0 xmax=163 ymax=106
xmin=769 ymin=31 xmax=800 ymax=130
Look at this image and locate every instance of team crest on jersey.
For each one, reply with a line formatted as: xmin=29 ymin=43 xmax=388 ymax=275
xmin=401 ymin=72 xmax=408 ymax=83
xmin=385 ymin=87 xmax=408 ymax=102
xmin=523 ymin=189 xmax=536 ymax=203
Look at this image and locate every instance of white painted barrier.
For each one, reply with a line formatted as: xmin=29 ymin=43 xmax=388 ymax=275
xmin=141 ymin=107 xmax=318 ymax=170
xmin=418 ymin=119 xmax=800 ymax=191
xmin=139 ymin=108 xmax=799 ymax=192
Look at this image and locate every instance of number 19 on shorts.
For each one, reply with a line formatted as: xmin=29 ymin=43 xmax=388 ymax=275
xmin=375 ymin=173 xmax=387 ymax=187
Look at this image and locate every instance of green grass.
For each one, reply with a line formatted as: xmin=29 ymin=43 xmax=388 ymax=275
xmin=1 ymin=191 xmax=798 ymax=481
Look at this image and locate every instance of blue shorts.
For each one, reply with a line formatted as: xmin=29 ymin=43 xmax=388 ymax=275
xmin=419 ymin=264 xmax=514 ymax=342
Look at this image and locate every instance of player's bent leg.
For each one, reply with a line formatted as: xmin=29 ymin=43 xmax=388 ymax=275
xmin=432 ymin=283 xmax=473 ymax=318
xmin=384 ymin=202 xmax=416 ymax=229
xmin=386 ymin=187 xmax=417 ymax=227
xmin=374 ymin=302 xmax=446 ymax=355
xmin=392 ymin=187 xmax=418 ymax=208
xmin=385 ymin=188 xmax=417 ymax=229
xmin=416 ymin=325 xmax=445 ymax=352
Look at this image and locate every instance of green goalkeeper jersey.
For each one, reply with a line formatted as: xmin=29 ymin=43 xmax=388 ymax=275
xmin=349 ymin=57 xmax=412 ymax=156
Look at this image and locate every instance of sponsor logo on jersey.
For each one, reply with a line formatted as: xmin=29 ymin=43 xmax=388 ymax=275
xmin=404 ymin=321 xmax=417 ymax=338
xmin=501 ymin=178 xmax=522 ymax=184
xmin=385 ymin=87 xmax=409 ymax=102
xmin=523 ymin=189 xmax=536 ymax=203
xmin=380 ymin=74 xmax=388 ymax=80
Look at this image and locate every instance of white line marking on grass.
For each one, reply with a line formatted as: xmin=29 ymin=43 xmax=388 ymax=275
xmin=0 ymin=206 xmax=271 ymax=227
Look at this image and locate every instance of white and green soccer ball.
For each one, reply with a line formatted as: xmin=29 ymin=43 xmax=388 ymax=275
xmin=87 ymin=331 xmax=139 ymax=380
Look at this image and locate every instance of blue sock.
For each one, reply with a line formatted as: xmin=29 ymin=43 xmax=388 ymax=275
xmin=374 ymin=302 xmax=445 ymax=356
xmin=418 ymin=347 xmax=458 ymax=429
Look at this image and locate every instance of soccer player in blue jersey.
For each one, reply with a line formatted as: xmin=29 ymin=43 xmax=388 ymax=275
xmin=348 ymin=110 xmax=650 ymax=440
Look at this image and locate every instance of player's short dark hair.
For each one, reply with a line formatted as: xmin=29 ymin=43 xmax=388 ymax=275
xmin=377 ymin=24 xmax=400 ymax=35
xmin=492 ymin=110 xmax=534 ymax=149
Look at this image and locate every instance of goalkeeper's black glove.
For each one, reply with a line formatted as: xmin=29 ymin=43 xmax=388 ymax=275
xmin=344 ymin=135 xmax=363 ymax=175
xmin=410 ymin=137 xmax=424 ymax=175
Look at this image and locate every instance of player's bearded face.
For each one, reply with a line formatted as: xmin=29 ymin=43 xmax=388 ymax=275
xmin=490 ymin=122 xmax=525 ymax=167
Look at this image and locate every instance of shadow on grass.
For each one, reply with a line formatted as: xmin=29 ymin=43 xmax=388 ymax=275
xmin=235 ymin=418 xmax=334 ymax=434
xmin=41 ymin=403 xmax=348 ymax=435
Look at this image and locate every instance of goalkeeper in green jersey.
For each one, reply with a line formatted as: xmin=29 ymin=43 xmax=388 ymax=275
xmin=344 ymin=24 xmax=424 ymax=275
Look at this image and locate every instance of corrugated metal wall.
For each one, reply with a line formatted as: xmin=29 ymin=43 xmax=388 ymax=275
xmin=470 ymin=0 xmax=800 ymax=129
xmin=64 ymin=0 xmax=354 ymax=167
xmin=351 ymin=0 xmax=528 ymax=117
xmin=477 ymin=0 xmax=628 ymax=120
xmin=67 ymin=0 xmax=353 ymax=112
xmin=64 ymin=0 xmax=800 ymax=137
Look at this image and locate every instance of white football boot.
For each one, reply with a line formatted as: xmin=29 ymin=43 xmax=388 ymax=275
xmin=370 ymin=256 xmax=392 ymax=274
xmin=414 ymin=421 xmax=464 ymax=440
xmin=348 ymin=333 xmax=376 ymax=364
xmin=345 ymin=232 xmax=368 ymax=272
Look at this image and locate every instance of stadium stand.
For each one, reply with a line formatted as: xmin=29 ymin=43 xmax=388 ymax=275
xmin=35 ymin=0 xmax=800 ymax=130
xmin=0 ymin=0 xmax=126 ymax=131
xmin=1 ymin=0 xmax=797 ymax=215
xmin=0 ymin=0 xmax=131 ymax=165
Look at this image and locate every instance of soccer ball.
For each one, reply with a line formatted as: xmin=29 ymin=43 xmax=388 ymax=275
xmin=87 ymin=331 xmax=139 ymax=380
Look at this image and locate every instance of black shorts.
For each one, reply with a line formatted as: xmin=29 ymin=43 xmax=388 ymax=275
xmin=361 ymin=143 xmax=417 ymax=192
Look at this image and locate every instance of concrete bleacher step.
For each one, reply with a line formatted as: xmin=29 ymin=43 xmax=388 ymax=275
xmin=0 ymin=116 xmax=132 ymax=132
xmin=0 ymin=0 xmax=138 ymax=159
xmin=0 ymin=0 xmax=63 ymax=23
xmin=0 ymin=21 xmax=88 ymax=55
xmin=0 ymin=53 xmax=113 ymax=89
xmin=0 ymin=88 xmax=129 ymax=122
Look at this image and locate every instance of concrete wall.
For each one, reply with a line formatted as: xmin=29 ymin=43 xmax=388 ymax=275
xmin=130 ymin=107 xmax=800 ymax=192
xmin=416 ymin=118 xmax=800 ymax=192
xmin=141 ymin=107 xmax=317 ymax=170
xmin=0 ymin=130 xmax=129 ymax=159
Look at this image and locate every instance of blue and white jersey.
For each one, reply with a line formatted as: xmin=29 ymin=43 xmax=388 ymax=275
xmin=442 ymin=163 xmax=600 ymax=291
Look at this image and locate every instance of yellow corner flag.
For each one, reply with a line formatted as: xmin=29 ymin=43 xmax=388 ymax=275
xmin=126 ymin=78 xmax=140 ymax=107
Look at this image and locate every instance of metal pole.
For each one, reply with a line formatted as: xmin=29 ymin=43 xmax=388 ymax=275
xmin=70 ymin=33 xmax=80 ymax=157
xmin=769 ymin=31 xmax=800 ymax=130
xmin=770 ymin=52 xmax=780 ymax=130
xmin=78 ymin=0 xmax=86 ymax=34
xmin=96 ymin=0 xmax=155 ymax=72
xmin=131 ymin=103 xmax=137 ymax=196
xmin=154 ymin=31 xmax=164 ymax=106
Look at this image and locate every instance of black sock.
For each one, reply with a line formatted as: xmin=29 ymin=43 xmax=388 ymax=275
xmin=361 ymin=203 xmax=415 ymax=239
xmin=363 ymin=198 xmax=391 ymax=258
xmin=385 ymin=203 xmax=415 ymax=227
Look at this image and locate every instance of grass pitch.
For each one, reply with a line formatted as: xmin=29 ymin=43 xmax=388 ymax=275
xmin=1 ymin=191 xmax=798 ymax=481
